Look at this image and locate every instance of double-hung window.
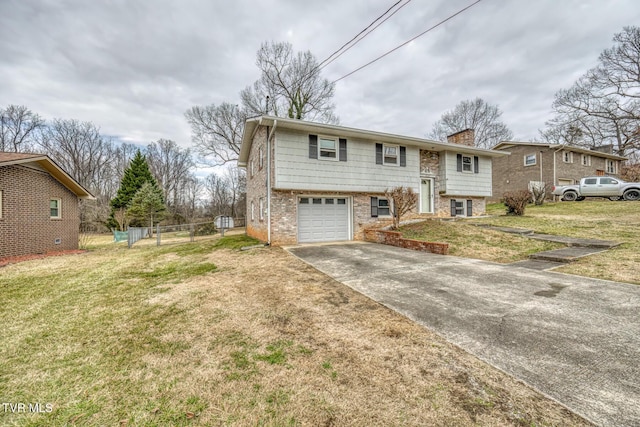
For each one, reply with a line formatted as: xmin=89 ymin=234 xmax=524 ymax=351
xmin=370 ymin=197 xmax=391 ymax=217
xmin=606 ymin=160 xmax=616 ymax=174
xmin=581 ymin=154 xmax=591 ymax=166
xmin=50 ymin=199 xmax=61 ymax=219
xmin=563 ymin=151 xmax=573 ymax=163
xmin=462 ymin=155 xmax=472 ymax=172
xmin=319 ymin=137 xmax=337 ymax=160
xmin=383 ymin=145 xmax=398 ymax=165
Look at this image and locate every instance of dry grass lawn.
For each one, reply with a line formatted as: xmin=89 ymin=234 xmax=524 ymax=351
xmin=400 ymin=200 xmax=639 ymax=285
xmin=0 ymin=235 xmax=590 ymax=426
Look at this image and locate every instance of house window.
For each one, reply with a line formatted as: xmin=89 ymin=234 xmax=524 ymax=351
xmin=563 ymin=151 xmax=573 ymax=163
xmin=581 ymin=154 xmax=591 ymax=166
xmin=462 ymin=155 xmax=473 ymax=172
xmin=370 ymin=197 xmax=391 ymax=217
xmin=450 ymin=199 xmax=472 ymax=217
xmin=250 ymin=160 xmax=255 ymax=178
xmin=50 ymin=199 xmax=61 ymax=219
xmin=383 ymin=145 xmax=398 ymax=165
xmin=259 ymin=198 xmax=264 ymax=221
xmin=299 ymin=198 xmax=309 ymax=204
xmin=524 ymin=154 xmax=537 ymax=166
xmin=259 ymin=146 xmax=264 ymax=169
xmin=250 ymin=201 xmax=255 ymax=221
xmin=606 ymin=160 xmax=617 ymax=174
xmin=319 ymin=137 xmax=337 ymax=160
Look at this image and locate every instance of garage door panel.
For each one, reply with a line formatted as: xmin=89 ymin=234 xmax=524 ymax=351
xmin=298 ymin=197 xmax=349 ymax=243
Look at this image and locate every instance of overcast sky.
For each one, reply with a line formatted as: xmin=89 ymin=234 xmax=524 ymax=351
xmin=2 ymin=0 xmax=639 ymax=151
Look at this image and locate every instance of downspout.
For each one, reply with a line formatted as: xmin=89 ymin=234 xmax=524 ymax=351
xmin=266 ymin=119 xmax=277 ymax=246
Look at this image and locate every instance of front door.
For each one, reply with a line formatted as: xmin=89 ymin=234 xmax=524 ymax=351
xmin=420 ymin=178 xmax=434 ymax=213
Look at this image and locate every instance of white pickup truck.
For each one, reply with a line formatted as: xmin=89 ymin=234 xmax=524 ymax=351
xmin=552 ymin=177 xmax=640 ymax=201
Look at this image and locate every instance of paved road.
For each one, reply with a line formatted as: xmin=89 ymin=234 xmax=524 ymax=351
xmin=287 ymin=243 xmax=640 ymax=427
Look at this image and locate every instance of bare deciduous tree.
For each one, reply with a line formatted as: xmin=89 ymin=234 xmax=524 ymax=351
xmin=543 ymin=26 xmax=640 ymax=157
xmin=0 ymin=105 xmax=45 ymax=152
xmin=241 ymin=41 xmax=338 ymax=123
xmin=185 ymin=102 xmax=246 ymax=166
xmin=429 ymin=98 xmax=513 ymax=149
xmin=145 ymin=139 xmax=194 ymax=217
xmin=384 ymin=187 xmax=418 ymax=230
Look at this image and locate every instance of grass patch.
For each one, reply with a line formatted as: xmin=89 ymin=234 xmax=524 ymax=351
xmin=400 ymin=221 xmax=562 ymax=263
xmin=213 ymin=235 xmax=261 ymax=250
xmin=401 ymin=200 xmax=639 ymax=284
xmin=0 ymin=232 xmax=590 ymax=426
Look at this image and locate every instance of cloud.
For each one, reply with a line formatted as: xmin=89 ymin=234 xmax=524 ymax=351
xmin=1 ymin=0 xmax=639 ymax=149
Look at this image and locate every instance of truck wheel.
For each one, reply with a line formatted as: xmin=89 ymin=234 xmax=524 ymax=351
xmin=562 ymin=191 xmax=578 ymax=201
xmin=623 ymin=189 xmax=640 ymax=201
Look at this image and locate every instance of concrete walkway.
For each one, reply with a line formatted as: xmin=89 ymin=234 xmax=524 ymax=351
xmin=287 ymin=242 xmax=640 ymax=427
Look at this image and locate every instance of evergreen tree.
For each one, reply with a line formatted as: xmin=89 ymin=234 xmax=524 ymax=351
xmin=127 ymin=182 xmax=165 ymax=234
xmin=108 ymin=150 xmax=164 ymax=229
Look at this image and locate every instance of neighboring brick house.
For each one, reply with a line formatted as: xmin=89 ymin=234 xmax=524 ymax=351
xmin=0 ymin=152 xmax=94 ymax=259
xmin=238 ymin=116 xmax=508 ymax=245
xmin=490 ymin=142 xmax=628 ymax=201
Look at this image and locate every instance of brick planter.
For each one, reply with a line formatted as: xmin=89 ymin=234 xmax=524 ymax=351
xmin=364 ymin=229 xmax=448 ymax=255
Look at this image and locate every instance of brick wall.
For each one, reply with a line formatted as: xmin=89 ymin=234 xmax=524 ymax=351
xmin=0 ymin=165 xmax=80 ymax=258
xmin=245 ymin=126 xmax=269 ymax=242
xmin=363 ymin=229 xmax=448 ymax=255
xmin=491 ymin=145 xmax=623 ymax=201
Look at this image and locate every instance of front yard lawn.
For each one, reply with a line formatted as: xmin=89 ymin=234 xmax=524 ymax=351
xmin=400 ymin=200 xmax=639 ymax=285
xmin=0 ymin=234 xmax=589 ymax=426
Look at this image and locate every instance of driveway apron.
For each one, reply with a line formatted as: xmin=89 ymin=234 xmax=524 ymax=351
xmin=287 ymin=242 xmax=640 ymax=427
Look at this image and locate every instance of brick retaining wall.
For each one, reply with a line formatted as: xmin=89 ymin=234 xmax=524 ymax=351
xmin=363 ymin=229 xmax=448 ymax=255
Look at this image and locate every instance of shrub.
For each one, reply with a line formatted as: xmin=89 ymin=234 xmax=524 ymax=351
xmin=503 ymin=190 xmax=531 ymax=216
xmin=384 ymin=186 xmax=418 ymax=229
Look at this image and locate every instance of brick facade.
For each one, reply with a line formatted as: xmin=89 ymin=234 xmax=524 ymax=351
xmin=491 ymin=144 xmax=624 ymax=201
xmin=0 ymin=164 xmax=80 ymax=258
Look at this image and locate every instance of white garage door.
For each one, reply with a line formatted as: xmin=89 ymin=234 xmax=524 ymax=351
xmin=298 ymin=197 xmax=349 ymax=243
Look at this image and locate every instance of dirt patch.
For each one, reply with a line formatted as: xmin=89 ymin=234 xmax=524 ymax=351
xmin=0 ymin=250 xmax=86 ymax=268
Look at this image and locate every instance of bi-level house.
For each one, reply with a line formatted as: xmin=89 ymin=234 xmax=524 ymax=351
xmin=238 ymin=116 xmax=508 ymax=245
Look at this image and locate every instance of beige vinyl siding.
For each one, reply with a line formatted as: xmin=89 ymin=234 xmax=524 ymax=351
xmin=274 ymin=129 xmax=419 ymax=193
xmin=440 ymin=152 xmax=493 ymax=197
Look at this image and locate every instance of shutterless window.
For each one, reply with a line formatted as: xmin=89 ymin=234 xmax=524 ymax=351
xmin=50 ymin=199 xmax=61 ymax=219
xmin=581 ymin=154 xmax=591 ymax=166
xmin=524 ymin=154 xmax=536 ymax=166
xmin=607 ymin=160 xmax=616 ymax=173
xmin=250 ymin=201 xmax=254 ymax=221
xmin=259 ymin=146 xmax=264 ymax=169
xmin=259 ymin=198 xmax=264 ymax=220
xmin=383 ymin=145 xmax=398 ymax=165
xmin=563 ymin=151 xmax=573 ymax=163
xmin=319 ymin=137 xmax=337 ymax=159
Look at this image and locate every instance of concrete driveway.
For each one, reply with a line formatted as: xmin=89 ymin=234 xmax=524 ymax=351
xmin=287 ymin=242 xmax=640 ymax=427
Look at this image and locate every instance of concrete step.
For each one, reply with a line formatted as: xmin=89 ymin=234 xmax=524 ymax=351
xmin=527 ymin=234 xmax=620 ymax=248
xmin=529 ymin=247 xmax=607 ymax=263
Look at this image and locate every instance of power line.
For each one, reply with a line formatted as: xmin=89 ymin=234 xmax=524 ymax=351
xmin=332 ymin=0 xmax=484 ymax=83
xmin=317 ymin=0 xmax=412 ymax=71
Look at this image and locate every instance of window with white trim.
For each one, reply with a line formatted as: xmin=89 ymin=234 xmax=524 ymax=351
xmin=462 ymin=155 xmax=473 ymax=172
xmin=259 ymin=146 xmax=264 ymax=169
xmin=562 ymin=151 xmax=573 ymax=163
xmin=250 ymin=159 xmax=255 ymax=178
xmin=250 ymin=201 xmax=255 ymax=221
xmin=606 ymin=160 xmax=617 ymax=174
xmin=259 ymin=198 xmax=264 ymax=221
xmin=319 ymin=136 xmax=337 ymax=160
xmin=524 ymin=153 xmax=536 ymax=166
xmin=50 ymin=198 xmax=61 ymax=219
xmin=383 ymin=144 xmax=399 ymax=165
xmin=581 ymin=154 xmax=591 ymax=166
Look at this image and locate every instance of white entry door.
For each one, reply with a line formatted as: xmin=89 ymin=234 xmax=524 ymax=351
xmin=298 ymin=197 xmax=350 ymax=243
xmin=420 ymin=178 xmax=434 ymax=213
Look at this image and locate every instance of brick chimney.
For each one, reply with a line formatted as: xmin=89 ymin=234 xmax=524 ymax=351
xmin=447 ymin=129 xmax=475 ymax=147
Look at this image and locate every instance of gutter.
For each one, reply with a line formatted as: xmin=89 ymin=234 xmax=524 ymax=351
xmin=552 ymin=145 xmax=565 ymax=201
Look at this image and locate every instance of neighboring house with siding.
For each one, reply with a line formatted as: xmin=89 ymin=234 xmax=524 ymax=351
xmin=0 ymin=152 xmax=94 ymax=259
xmin=238 ymin=116 xmax=508 ymax=245
xmin=491 ymin=142 xmax=627 ymax=201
